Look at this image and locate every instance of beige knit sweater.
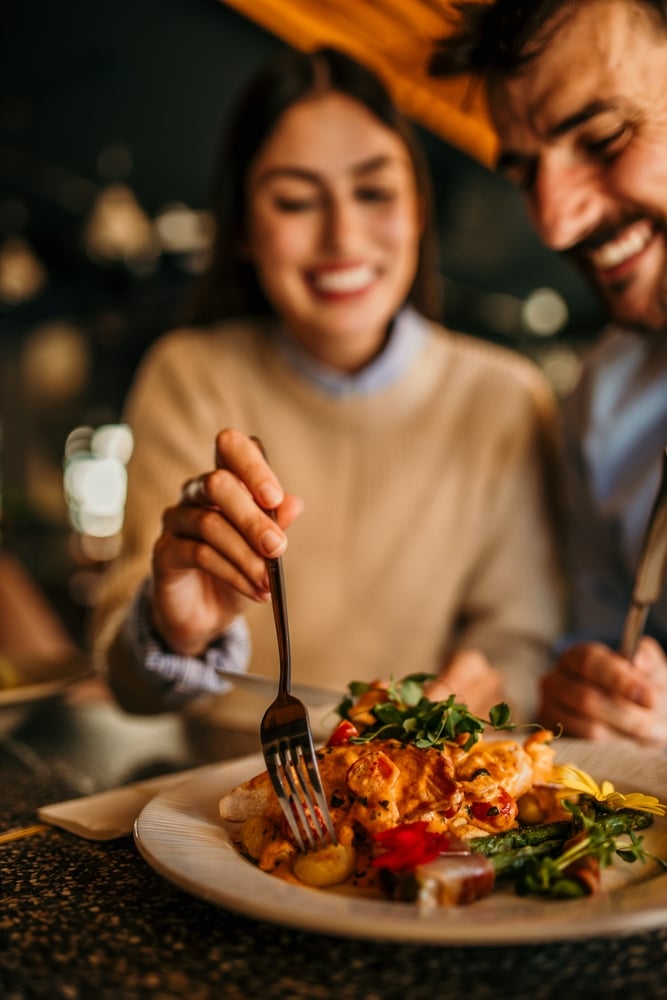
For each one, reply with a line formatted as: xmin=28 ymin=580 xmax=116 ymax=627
xmin=92 ymin=315 xmax=564 ymax=742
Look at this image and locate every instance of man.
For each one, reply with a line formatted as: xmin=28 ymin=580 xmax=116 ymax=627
xmin=429 ymin=0 xmax=667 ymax=747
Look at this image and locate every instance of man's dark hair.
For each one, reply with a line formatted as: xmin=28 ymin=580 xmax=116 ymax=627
xmin=428 ymin=0 xmax=667 ymax=78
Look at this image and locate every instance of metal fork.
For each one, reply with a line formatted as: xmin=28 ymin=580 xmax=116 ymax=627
xmin=254 ymin=442 xmax=337 ymax=852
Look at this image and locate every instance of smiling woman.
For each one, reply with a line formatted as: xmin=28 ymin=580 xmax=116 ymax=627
xmin=244 ymin=91 xmax=422 ymax=371
xmin=91 ymin=46 xmax=565 ymax=754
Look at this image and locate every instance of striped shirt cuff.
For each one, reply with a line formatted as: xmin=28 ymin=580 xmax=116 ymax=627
xmin=123 ymin=580 xmax=251 ymax=705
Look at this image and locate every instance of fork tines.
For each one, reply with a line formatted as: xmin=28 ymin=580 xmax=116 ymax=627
xmin=264 ymin=738 xmax=337 ymax=851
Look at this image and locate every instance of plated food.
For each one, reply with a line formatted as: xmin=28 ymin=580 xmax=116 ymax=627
xmin=220 ymin=675 xmax=667 ymax=907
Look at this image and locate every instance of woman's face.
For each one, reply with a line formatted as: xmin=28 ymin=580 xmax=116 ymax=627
xmin=245 ymin=92 xmax=422 ymax=371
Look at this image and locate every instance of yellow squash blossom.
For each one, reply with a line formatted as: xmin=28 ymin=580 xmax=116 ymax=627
xmin=554 ymin=764 xmax=667 ymax=816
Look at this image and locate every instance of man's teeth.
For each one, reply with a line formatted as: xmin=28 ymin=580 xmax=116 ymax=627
xmin=312 ymin=265 xmax=375 ymax=293
xmin=589 ymin=224 xmax=652 ymax=269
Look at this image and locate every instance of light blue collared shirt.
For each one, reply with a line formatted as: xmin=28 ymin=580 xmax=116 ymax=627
xmin=273 ymin=305 xmax=428 ymax=397
xmin=562 ymin=325 xmax=667 ymax=647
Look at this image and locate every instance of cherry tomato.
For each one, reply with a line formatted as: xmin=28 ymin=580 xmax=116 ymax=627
xmin=326 ymin=720 xmax=359 ymax=746
xmin=471 ymin=788 xmax=514 ymax=821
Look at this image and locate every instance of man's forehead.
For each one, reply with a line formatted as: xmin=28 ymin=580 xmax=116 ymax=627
xmin=488 ymin=1 xmax=659 ymax=141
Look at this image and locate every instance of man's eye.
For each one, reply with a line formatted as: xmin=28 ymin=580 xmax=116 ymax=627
xmin=497 ymin=162 xmax=536 ymax=193
xmin=586 ymin=127 xmax=632 ymax=158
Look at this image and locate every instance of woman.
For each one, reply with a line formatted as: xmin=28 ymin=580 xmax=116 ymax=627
xmin=92 ymin=46 xmax=563 ymax=750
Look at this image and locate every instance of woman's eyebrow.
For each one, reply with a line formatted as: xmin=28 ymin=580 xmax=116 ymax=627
xmin=254 ymin=154 xmax=405 ymax=187
xmin=253 ymin=166 xmax=320 ymax=187
xmin=351 ymin=154 xmax=403 ymax=176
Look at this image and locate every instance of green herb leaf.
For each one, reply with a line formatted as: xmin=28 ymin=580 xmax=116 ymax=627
xmin=337 ymin=674 xmax=516 ymax=752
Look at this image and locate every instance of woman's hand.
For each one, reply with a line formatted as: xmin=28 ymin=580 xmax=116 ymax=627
xmin=149 ymin=428 xmax=303 ymax=656
xmin=424 ymin=649 xmax=504 ymax=719
xmin=538 ymin=637 xmax=667 ymax=750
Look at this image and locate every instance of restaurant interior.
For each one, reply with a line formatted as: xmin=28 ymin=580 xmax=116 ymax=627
xmin=1 ymin=0 xmax=606 ymax=651
xmin=4 ymin=2 xmax=663 ymax=998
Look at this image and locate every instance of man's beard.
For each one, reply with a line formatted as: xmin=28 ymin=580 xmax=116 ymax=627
xmin=570 ymin=238 xmax=667 ymax=336
xmin=602 ymin=269 xmax=667 ymax=335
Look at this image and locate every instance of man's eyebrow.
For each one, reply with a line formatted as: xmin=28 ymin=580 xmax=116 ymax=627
xmin=495 ymin=100 xmax=620 ymax=171
xmin=548 ymin=99 xmax=618 ymax=139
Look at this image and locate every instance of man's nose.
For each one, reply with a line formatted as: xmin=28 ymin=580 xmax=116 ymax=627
xmin=530 ymin=155 xmax=605 ymax=252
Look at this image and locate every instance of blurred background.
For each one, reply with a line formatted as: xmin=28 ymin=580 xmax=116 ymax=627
xmin=0 ymin=0 xmax=605 ymax=651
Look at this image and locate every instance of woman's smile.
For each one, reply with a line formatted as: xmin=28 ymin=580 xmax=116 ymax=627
xmin=306 ymin=262 xmax=378 ymax=298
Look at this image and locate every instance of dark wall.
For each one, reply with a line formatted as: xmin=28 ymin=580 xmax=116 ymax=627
xmin=1 ymin=0 xmax=278 ymax=216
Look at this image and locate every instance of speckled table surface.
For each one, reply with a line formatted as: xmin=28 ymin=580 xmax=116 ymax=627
xmin=2 ymin=687 xmax=667 ymax=1000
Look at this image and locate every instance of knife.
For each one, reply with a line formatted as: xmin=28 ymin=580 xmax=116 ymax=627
xmin=215 ymin=667 xmax=343 ymax=707
xmin=619 ymin=446 xmax=667 ymax=661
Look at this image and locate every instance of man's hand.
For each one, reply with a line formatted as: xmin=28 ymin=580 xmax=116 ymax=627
xmin=538 ymin=637 xmax=667 ymax=749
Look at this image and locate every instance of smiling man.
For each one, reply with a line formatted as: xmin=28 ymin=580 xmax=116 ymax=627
xmin=429 ymin=0 xmax=667 ymax=748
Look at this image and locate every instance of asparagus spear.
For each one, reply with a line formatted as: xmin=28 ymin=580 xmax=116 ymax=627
xmin=468 ymin=807 xmax=653 ymax=860
xmin=468 ymin=806 xmax=655 ymax=890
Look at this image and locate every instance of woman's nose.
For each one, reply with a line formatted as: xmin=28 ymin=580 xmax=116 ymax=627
xmin=530 ymin=154 xmax=606 ymax=252
xmin=323 ymin=198 xmax=359 ymax=250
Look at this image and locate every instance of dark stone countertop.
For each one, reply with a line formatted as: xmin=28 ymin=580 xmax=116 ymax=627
xmin=2 ymin=686 xmax=667 ymax=1000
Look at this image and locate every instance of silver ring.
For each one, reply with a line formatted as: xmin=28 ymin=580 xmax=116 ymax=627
xmin=180 ymin=476 xmax=206 ymax=505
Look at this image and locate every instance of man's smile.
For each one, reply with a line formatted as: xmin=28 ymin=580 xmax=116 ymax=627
xmin=585 ymin=219 xmax=654 ymax=274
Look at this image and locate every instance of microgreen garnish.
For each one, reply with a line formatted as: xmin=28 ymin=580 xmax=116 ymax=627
xmin=336 ymin=673 xmax=514 ymax=751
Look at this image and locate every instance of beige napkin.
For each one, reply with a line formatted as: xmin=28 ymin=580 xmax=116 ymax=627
xmin=38 ymin=762 xmax=221 ymax=840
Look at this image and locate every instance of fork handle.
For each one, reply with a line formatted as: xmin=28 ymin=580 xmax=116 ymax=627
xmin=266 ymin=528 xmax=291 ymax=696
xmin=251 ymin=436 xmax=292 ymax=696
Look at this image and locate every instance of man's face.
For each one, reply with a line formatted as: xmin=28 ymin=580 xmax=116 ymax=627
xmin=488 ymin=0 xmax=667 ymax=332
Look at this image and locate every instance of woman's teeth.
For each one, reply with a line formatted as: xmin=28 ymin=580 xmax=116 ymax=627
xmin=589 ymin=222 xmax=652 ymax=270
xmin=312 ymin=265 xmax=375 ymax=293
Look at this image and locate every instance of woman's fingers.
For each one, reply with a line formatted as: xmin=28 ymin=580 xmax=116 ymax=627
xmin=157 ymin=503 xmax=270 ymax=598
xmin=215 ymin=428 xmax=304 ymax=529
xmin=179 ymin=467 xmax=287 ymax=558
xmin=215 ymin=428 xmax=283 ymax=508
xmin=150 ymin=429 xmax=306 ymax=652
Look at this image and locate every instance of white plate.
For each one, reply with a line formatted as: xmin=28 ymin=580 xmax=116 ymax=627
xmin=134 ymin=738 xmax=667 ymax=944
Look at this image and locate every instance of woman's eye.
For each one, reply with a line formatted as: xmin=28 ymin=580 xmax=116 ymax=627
xmin=273 ymin=195 xmax=318 ymax=212
xmin=356 ymin=186 xmax=396 ymax=203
